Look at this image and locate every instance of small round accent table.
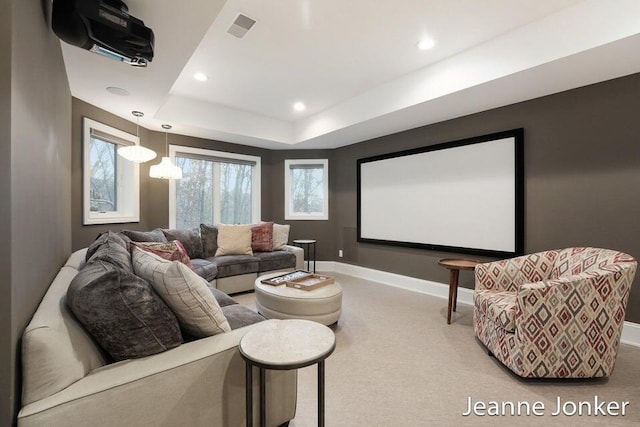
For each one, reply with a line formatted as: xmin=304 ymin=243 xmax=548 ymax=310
xmin=438 ymin=258 xmax=480 ymax=324
xmin=293 ymin=239 xmax=317 ymax=272
xmin=255 ymin=273 xmax=343 ymax=325
xmin=240 ymin=319 xmax=336 ymax=427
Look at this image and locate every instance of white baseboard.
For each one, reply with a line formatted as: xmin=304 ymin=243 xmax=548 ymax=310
xmin=318 ymin=260 xmax=640 ymax=348
xmin=621 ymin=321 xmax=640 ymax=347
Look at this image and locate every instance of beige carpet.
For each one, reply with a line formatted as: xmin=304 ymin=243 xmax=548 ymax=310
xmin=235 ymin=272 xmax=640 ymax=426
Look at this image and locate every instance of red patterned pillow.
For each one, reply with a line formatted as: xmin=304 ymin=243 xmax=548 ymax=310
xmin=130 ymin=240 xmax=194 ymax=269
xmin=251 ymin=222 xmax=274 ymax=252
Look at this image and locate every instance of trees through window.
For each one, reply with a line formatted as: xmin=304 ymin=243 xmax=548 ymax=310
xmin=169 ymin=146 xmax=260 ymax=228
xmin=284 ymin=159 xmax=329 ymax=220
xmin=83 ymin=118 xmax=139 ymax=224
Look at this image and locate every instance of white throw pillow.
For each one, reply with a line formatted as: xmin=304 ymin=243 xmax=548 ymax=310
xmin=131 ymin=247 xmax=231 ymax=337
xmin=273 ymin=223 xmax=290 ymax=250
xmin=215 ymin=224 xmax=253 ymax=256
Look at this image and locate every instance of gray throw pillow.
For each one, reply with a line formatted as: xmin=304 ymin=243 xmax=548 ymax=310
xmin=86 ymin=231 xmax=128 ymax=261
xmin=122 ymin=228 xmax=168 ymax=243
xmin=162 ymin=227 xmax=204 ymax=259
xmin=87 ymin=237 xmax=133 ymax=273
xmin=67 ymin=261 xmax=183 ymax=361
xmin=200 ymin=224 xmax=218 ymax=258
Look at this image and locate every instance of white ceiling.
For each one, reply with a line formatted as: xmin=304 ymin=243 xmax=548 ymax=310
xmin=62 ymin=0 xmax=640 ymax=149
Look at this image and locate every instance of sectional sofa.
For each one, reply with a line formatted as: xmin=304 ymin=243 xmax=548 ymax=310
xmin=121 ymin=224 xmax=304 ymax=294
xmin=18 ymin=223 xmax=303 ymax=426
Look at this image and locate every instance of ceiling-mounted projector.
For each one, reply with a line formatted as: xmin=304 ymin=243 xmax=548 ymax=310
xmin=52 ymin=0 xmax=154 ymax=67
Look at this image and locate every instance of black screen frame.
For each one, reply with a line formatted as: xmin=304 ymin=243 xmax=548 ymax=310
xmin=356 ymin=128 xmax=524 ymax=258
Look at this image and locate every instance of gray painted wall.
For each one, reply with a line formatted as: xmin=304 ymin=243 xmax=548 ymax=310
xmin=72 ymin=99 xmax=161 ymax=249
xmin=268 ymin=150 xmax=335 ymax=261
xmin=72 ymin=99 xmax=275 ymax=250
xmin=72 ymin=73 xmax=640 ymax=325
xmin=72 ymin=100 xmax=338 ymax=261
xmin=332 ymin=73 xmax=640 ymax=323
xmin=0 ymin=0 xmax=13 ymax=424
xmin=2 ymin=0 xmax=72 ymax=424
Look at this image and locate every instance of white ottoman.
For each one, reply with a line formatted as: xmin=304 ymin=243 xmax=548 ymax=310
xmin=255 ymin=273 xmax=343 ymax=325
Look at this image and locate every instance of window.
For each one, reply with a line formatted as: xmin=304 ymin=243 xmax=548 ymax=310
xmin=83 ymin=118 xmax=139 ymax=224
xmin=284 ymin=159 xmax=329 ymax=220
xmin=169 ymin=146 xmax=261 ymax=228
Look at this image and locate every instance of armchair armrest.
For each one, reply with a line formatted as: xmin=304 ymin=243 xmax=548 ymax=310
xmin=475 ymin=250 xmax=558 ymax=292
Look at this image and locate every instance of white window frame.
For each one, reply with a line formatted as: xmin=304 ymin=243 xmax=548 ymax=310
xmin=83 ymin=118 xmax=140 ymax=225
xmin=168 ymin=145 xmax=261 ymax=228
xmin=284 ymin=159 xmax=329 ymax=221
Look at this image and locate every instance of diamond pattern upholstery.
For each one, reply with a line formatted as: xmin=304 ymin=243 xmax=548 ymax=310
xmin=474 ymin=290 xmax=517 ymax=332
xmin=473 ymin=247 xmax=636 ymax=378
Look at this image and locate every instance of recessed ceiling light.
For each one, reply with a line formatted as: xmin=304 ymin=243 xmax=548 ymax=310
xmin=293 ymin=102 xmax=306 ymax=112
xmin=106 ymin=86 xmax=130 ymax=96
xmin=417 ymin=37 xmax=436 ymax=51
xmin=193 ymin=72 xmax=208 ymax=82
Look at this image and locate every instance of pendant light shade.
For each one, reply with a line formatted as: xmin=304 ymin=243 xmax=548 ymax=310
xmin=117 ymin=111 xmax=157 ymax=163
xmin=150 ymin=124 xmax=182 ymax=179
xmin=150 ymin=157 xmax=183 ymax=179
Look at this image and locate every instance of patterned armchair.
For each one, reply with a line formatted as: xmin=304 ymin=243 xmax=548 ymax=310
xmin=473 ymin=247 xmax=636 ymax=378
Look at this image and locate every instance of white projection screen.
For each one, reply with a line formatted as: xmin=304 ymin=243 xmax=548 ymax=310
xmin=357 ymin=129 xmax=524 ymax=257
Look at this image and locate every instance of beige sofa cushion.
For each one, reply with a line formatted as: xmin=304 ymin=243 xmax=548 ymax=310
xmin=132 ymin=248 xmax=231 ymax=337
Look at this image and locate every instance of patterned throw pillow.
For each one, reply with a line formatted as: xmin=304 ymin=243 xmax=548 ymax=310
xmin=273 ymin=223 xmax=290 ymax=250
xmin=251 ymin=222 xmax=274 ymax=252
xmin=130 ymin=240 xmax=194 ymax=269
xmin=131 ymin=248 xmax=231 ymax=338
xmin=215 ymin=224 xmax=253 ymax=256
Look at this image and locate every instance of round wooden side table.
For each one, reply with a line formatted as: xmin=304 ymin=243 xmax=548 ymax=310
xmin=438 ymin=258 xmax=480 ymax=324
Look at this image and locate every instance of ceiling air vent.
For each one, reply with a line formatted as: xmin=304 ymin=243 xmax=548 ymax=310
xmin=227 ymin=14 xmax=256 ymax=39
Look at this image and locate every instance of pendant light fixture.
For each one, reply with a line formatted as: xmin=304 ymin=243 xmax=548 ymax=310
xmin=117 ymin=111 xmax=157 ymax=163
xmin=150 ymin=124 xmax=183 ymax=179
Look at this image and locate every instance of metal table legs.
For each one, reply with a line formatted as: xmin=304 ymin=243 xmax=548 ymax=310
xmin=245 ymin=361 xmax=327 ymax=427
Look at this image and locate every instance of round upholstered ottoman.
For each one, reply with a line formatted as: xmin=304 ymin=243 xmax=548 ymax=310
xmin=254 ymin=273 xmax=343 ymax=325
